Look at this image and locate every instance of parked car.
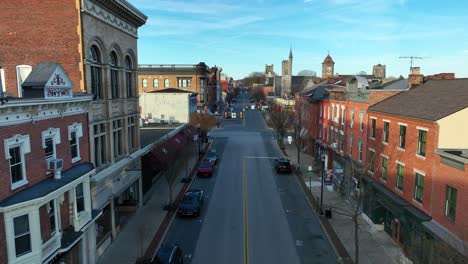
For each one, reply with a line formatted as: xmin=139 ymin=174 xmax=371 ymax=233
xmin=177 ymin=189 xmax=204 ymax=217
xmin=275 ymin=158 xmax=292 ymax=174
xmin=197 ymin=161 xmax=213 ymax=177
xmin=204 ymin=148 xmax=218 ymax=165
xmin=152 ymin=244 xmax=184 ymax=264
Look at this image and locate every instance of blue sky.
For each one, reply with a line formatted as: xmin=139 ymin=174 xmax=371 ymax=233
xmin=131 ymin=0 xmax=468 ymax=80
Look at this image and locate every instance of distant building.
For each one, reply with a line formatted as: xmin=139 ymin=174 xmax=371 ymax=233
xmin=372 ymin=64 xmax=386 ymax=79
xmin=140 ymin=88 xmax=198 ymax=124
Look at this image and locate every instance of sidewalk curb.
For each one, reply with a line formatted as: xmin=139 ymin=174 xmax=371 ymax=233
xmin=140 ymin=142 xmax=213 ymax=262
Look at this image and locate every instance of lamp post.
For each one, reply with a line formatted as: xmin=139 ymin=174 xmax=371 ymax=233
xmin=197 ymin=124 xmax=201 ymax=159
xmin=320 ymin=148 xmax=326 ymax=215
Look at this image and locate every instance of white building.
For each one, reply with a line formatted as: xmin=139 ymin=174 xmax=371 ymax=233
xmin=140 ymin=88 xmax=198 ymax=125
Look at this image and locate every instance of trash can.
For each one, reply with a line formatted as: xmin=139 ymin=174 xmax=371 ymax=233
xmin=325 ymin=208 xmax=332 ymax=219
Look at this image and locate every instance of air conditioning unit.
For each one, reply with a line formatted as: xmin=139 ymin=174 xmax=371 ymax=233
xmin=47 ymin=158 xmax=63 ymax=171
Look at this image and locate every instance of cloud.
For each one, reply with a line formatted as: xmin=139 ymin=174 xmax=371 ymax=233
xmin=131 ymin=0 xmax=239 ymax=15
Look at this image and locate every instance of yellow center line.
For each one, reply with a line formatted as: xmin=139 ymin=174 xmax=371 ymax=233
xmin=243 ymin=159 xmax=250 ymax=264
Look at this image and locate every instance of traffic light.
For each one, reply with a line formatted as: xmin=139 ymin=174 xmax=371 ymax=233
xmin=240 ymin=111 xmax=243 ymax=118
xmin=224 ymin=111 xmax=228 ymax=118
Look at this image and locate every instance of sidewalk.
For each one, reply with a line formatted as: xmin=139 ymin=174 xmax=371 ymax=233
xmin=98 ymin=144 xmax=200 ymax=264
xmin=281 ymin=142 xmax=407 ymax=264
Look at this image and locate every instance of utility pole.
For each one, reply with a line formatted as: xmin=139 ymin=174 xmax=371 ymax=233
xmin=398 ymin=56 xmax=430 ymax=73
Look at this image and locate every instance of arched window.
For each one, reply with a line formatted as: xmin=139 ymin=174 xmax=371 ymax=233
xmin=153 ymin=79 xmax=159 ymax=88
xmin=110 ymin=52 xmax=119 ymax=98
xmin=90 ymin=45 xmax=102 ymax=99
xmin=142 ymin=78 xmax=148 ymax=88
xmin=164 ymin=79 xmax=170 ymax=88
xmin=125 ymin=56 xmax=133 ymax=97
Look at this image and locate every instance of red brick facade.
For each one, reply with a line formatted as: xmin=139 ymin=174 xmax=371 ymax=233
xmin=0 ymin=114 xmax=89 ymax=201
xmin=366 ymin=113 xmax=438 ymax=216
xmin=0 ymin=1 xmax=83 ymax=96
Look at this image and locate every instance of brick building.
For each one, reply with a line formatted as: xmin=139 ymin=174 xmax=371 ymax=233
xmin=365 ymin=79 xmax=468 ymax=262
xmin=0 ymin=0 xmax=147 ymax=259
xmin=0 ymin=63 xmax=96 ymax=263
xmin=138 ymin=63 xmax=213 ymax=109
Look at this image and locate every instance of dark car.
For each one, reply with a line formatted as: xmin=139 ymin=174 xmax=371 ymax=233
xmin=152 ymin=244 xmax=183 ymax=264
xmin=177 ymin=189 xmax=204 ymax=217
xmin=203 ymin=148 xmax=218 ymax=165
xmin=275 ymin=158 xmax=292 ymax=173
xmin=197 ymin=161 xmax=213 ymax=177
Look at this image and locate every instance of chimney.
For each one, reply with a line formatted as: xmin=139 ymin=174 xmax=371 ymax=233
xmin=408 ymin=67 xmax=424 ymax=88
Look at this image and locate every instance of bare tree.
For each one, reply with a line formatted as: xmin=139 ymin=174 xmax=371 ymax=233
xmin=189 ymin=112 xmax=218 ymax=139
xmin=292 ymin=103 xmax=308 ymax=171
xmin=251 ymin=86 xmax=266 ymax=102
xmin=297 ymin=69 xmax=317 ymax=77
xmin=268 ymin=110 xmax=290 ymax=147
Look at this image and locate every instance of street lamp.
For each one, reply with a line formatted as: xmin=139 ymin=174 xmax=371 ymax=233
xmin=320 ymin=148 xmax=327 ymax=215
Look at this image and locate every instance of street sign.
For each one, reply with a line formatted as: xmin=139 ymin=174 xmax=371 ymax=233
xmin=287 ymin=136 xmax=292 ymax=144
xmin=232 ymin=113 xmax=237 ymax=118
xmin=307 ymin=171 xmax=313 ymax=177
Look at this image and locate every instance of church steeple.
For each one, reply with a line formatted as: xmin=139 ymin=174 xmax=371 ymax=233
xmin=289 ymin=46 xmax=293 ymax=60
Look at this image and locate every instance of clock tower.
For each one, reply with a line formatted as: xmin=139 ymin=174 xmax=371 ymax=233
xmin=322 ymin=54 xmax=335 ymax=78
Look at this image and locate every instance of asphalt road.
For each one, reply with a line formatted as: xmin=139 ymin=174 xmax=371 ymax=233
xmin=162 ymin=92 xmax=337 ymax=264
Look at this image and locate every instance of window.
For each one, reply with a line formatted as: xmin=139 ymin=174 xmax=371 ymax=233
xmin=383 ymin=121 xmax=389 ymax=143
xmin=93 ymin=123 xmax=106 ymax=167
xmin=414 ymin=172 xmax=424 ymax=203
xmin=153 ymin=79 xmax=159 ymax=88
xmin=417 ymin=129 xmax=427 ymax=157
xmin=5 ymin=135 xmax=30 ymax=189
xmin=399 ymin=125 xmax=406 ymax=149
xmin=110 ymin=52 xmax=120 ymax=98
xmin=164 ymin=79 xmax=170 ymax=88
xmin=319 ymin=105 xmax=323 ymax=117
xmin=396 ymin=163 xmax=404 ymax=191
xmin=359 ymin=111 xmax=365 ymax=131
xmin=68 ymin=123 xmax=83 ymax=163
xmin=369 ymin=150 xmax=375 ymax=173
xmin=358 ymin=138 xmax=363 ymax=161
xmin=13 ymin=214 xmax=31 ymax=257
xmin=331 ymin=105 xmax=335 ymax=121
xmin=128 ymin=116 xmax=136 ymax=150
xmin=381 ymin=156 xmax=388 ymax=180
xmin=350 ymin=108 xmax=355 ymax=128
xmin=76 ymin=183 xmax=85 ymax=213
xmin=125 ymin=56 xmax=134 ymax=97
xmin=90 ymin=46 xmax=103 ymax=99
xmin=445 ymin=186 xmax=457 ymax=221
xmin=328 ymin=106 xmax=331 ymax=120
xmin=42 ymin=128 xmax=60 ymax=161
xmin=370 ymin=118 xmax=376 ymax=138
xmin=142 ymin=78 xmax=148 ymax=88
xmin=48 ymin=201 xmax=56 ymax=235
xmin=349 ymin=134 xmax=354 ymax=155
xmin=0 ymin=68 xmax=6 ymax=94
xmin=113 ymin=119 xmax=123 ymax=157
xmin=340 ymin=134 xmax=345 ymax=152
xmin=16 ymin=65 xmax=32 ymax=97
xmin=177 ymin=78 xmax=192 ymax=88
xmin=341 ymin=107 xmax=345 ymax=125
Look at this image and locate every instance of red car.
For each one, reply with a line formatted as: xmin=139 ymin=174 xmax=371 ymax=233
xmin=197 ymin=161 xmax=213 ymax=177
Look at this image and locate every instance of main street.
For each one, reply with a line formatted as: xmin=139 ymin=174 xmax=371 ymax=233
xmin=162 ymin=92 xmax=337 ymax=264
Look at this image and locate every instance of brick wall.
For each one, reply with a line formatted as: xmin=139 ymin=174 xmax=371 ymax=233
xmin=0 ymin=114 xmax=89 ymax=200
xmin=366 ymin=112 xmax=438 ymax=216
xmin=431 ymin=161 xmax=468 ymax=240
xmin=0 ymin=1 xmax=82 ymax=96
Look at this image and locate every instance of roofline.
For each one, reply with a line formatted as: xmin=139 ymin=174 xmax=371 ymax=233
xmin=435 ymin=149 xmax=468 ymax=164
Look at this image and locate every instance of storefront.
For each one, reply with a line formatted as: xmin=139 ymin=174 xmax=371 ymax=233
xmin=362 ymin=176 xmax=433 ymax=263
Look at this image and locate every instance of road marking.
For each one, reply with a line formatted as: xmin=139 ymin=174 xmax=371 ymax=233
xmin=243 ymin=156 xmax=279 ymax=159
xmin=242 ymin=159 xmax=250 ymax=264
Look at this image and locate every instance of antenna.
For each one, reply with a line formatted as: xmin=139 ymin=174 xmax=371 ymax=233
xmin=399 ymin=56 xmax=430 ymax=73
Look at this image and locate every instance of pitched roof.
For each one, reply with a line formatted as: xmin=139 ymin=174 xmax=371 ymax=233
xmin=323 ymin=54 xmax=334 ymax=64
xmin=368 ymin=79 xmax=468 ymax=121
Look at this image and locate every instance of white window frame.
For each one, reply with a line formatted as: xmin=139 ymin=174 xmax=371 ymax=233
xmin=359 ymin=111 xmax=365 ymax=131
xmin=350 ymin=108 xmax=355 ymax=128
xmin=383 ymin=120 xmax=390 ymax=144
xmin=4 ymin=208 xmax=40 ymax=262
xmin=4 ymin=134 xmax=31 ymax=190
xmin=370 ymin=117 xmax=377 ymax=139
xmin=16 ymin=65 xmax=32 ymax=97
xmin=41 ymin=128 xmax=61 ymax=161
xmin=68 ymin=123 xmax=83 ymax=163
xmin=341 ymin=106 xmax=345 ymax=125
xmin=0 ymin=68 xmax=6 ymax=93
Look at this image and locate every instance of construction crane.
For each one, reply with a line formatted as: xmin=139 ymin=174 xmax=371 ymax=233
xmin=399 ymin=56 xmax=430 ymax=73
